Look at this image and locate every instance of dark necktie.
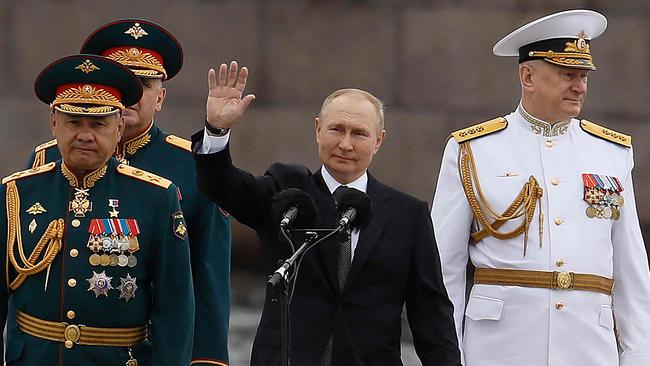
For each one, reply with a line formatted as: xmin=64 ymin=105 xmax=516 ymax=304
xmin=322 ymin=186 xmax=353 ymax=365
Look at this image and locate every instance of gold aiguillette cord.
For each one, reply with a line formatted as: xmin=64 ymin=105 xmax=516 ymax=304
xmin=458 ymin=142 xmax=543 ymax=256
xmin=6 ymin=181 xmax=64 ymax=291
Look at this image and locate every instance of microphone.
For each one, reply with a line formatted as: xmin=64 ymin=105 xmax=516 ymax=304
xmin=271 ymin=188 xmax=319 ymax=229
xmin=333 ymin=186 xmax=372 ymax=230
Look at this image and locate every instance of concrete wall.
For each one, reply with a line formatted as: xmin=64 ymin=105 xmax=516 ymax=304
xmin=1 ymin=0 xmax=649 ymax=268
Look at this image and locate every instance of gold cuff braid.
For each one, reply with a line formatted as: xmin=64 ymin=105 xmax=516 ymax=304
xmin=458 ymin=142 xmax=543 ymax=256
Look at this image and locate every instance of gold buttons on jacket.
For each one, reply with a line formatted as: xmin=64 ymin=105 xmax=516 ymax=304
xmin=554 ymin=217 xmax=563 ymax=225
xmin=70 ymin=249 xmax=79 ymax=258
xmin=555 ymin=258 xmax=565 ymax=267
xmin=555 ymin=302 xmax=565 ymax=310
xmin=545 ymin=140 xmax=555 ymax=148
xmin=67 ymin=310 xmax=76 ymax=320
xmin=551 ymin=178 xmax=561 ymax=186
xmin=71 ymin=219 xmax=81 ymax=228
xmin=68 ymin=278 xmax=77 ymax=287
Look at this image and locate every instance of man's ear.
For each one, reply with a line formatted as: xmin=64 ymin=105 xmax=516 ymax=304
xmin=155 ymin=86 xmax=167 ymax=112
xmin=49 ymin=108 xmax=57 ymax=137
xmin=314 ymin=117 xmax=321 ymax=142
xmin=117 ymin=113 xmax=125 ymax=139
xmin=520 ymin=63 xmax=535 ymax=91
xmin=374 ymin=130 xmax=386 ymax=153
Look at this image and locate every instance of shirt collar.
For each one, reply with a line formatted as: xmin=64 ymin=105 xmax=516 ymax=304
xmin=320 ymin=166 xmax=368 ymax=195
xmin=517 ymin=102 xmax=571 ymax=137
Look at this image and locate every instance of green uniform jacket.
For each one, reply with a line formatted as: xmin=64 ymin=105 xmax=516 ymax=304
xmin=28 ymin=123 xmax=232 ymax=365
xmin=1 ymin=158 xmax=194 ymax=365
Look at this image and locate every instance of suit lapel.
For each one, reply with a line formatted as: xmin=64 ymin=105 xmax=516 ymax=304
xmin=346 ymin=173 xmax=389 ymax=286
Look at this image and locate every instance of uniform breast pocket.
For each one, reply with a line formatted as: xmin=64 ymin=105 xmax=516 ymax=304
xmin=465 ymin=294 xmax=504 ymax=321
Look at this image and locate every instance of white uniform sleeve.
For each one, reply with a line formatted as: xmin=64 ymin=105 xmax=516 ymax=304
xmin=195 ymin=127 xmax=230 ymax=154
xmin=431 ymin=138 xmax=474 ymax=362
xmin=612 ymin=147 xmax=650 ymax=366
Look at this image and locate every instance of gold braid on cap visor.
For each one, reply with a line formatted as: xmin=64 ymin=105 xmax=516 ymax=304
xmin=53 ymin=84 xmax=124 ymax=116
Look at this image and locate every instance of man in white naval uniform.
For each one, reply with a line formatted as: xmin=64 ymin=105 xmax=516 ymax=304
xmin=432 ymin=9 xmax=650 ymax=366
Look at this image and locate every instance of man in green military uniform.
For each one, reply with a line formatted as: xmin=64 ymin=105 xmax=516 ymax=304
xmin=2 ymin=54 xmax=194 ymax=365
xmin=27 ymin=19 xmax=232 ymax=365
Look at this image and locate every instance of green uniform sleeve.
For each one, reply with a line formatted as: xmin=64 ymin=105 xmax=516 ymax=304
xmin=188 ymin=196 xmax=231 ymax=365
xmin=150 ymin=184 xmax=195 ymax=365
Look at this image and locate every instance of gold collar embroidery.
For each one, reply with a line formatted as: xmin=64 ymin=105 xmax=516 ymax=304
xmin=116 ymin=122 xmax=153 ymax=160
xmin=518 ymin=104 xmax=570 ymax=137
xmin=61 ymin=162 xmax=108 ymax=189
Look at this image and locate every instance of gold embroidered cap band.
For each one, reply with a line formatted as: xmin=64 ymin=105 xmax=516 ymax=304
xmin=474 ymin=267 xmax=614 ymax=295
xmin=493 ymin=10 xmax=607 ymax=70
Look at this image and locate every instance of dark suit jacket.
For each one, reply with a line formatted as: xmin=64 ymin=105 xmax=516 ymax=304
xmin=192 ymin=135 xmax=460 ymax=366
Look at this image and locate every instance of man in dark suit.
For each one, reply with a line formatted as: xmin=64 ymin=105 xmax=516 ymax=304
xmin=192 ymin=61 xmax=460 ymax=366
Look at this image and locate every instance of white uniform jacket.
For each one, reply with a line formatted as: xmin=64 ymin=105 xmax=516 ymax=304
xmin=431 ymin=108 xmax=650 ymax=366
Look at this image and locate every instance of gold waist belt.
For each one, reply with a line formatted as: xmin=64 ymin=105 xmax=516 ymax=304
xmin=16 ymin=311 xmax=147 ymax=349
xmin=474 ymin=267 xmax=614 ymax=295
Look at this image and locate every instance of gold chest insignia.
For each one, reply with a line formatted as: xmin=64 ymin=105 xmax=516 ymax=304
xmin=27 ymin=202 xmax=47 ymax=215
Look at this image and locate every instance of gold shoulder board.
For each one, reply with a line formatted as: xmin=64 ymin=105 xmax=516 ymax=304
xmin=451 ymin=117 xmax=508 ymax=143
xmin=117 ymin=164 xmax=172 ymax=189
xmin=34 ymin=139 xmax=57 ymax=152
xmin=580 ymin=119 xmax=631 ymax=148
xmin=2 ymin=162 xmax=56 ymax=184
xmin=165 ymin=135 xmax=191 ymax=152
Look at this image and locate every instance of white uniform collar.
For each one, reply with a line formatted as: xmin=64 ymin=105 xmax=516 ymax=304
xmin=320 ymin=166 xmax=368 ymax=194
xmin=517 ymin=102 xmax=571 ymax=137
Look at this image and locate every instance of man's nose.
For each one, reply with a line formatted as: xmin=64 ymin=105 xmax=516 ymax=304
xmin=338 ymin=134 xmax=353 ymax=151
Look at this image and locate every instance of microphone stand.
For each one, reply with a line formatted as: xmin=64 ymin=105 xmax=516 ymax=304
xmin=267 ymin=227 xmax=343 ymax=366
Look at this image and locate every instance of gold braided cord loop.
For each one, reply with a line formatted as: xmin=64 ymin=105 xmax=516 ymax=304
xmin=6 ymin=181 xmax=64 ymax=290
xmin=458 ymin=142 xmax=543 ymax=256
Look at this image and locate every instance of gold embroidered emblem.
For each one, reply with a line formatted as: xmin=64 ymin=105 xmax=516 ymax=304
xmin=451 ymin=117 xmax=508 ymax=143
xmin=125 ymin=133 xmax=151 ymax=155
xmin=125 ymin=22 xmax=149 ymax=39
xmin=565 ymin=31 xmax=590 ymax=53
xmin=27 ymin=202 xmax=47 ymax=215
xmin=54 ymin=85 xmax=123 ymax=113
xmin=75 ymin=59 xmax=100 ymax=74
xmin=106 ymin=48 xmax=166 ymax=78
xmin=176 ymin=221 xmax=187 ymax=237
xmin=29 ymin=219 xmax=38 ymax=234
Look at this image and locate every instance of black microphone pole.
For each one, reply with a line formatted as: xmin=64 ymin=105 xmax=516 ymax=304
xmin=268 ymin=230 xmax=318 ymax=366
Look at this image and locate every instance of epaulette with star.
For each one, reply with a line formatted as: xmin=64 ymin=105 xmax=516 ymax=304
xmin=117 ymin=164 xmax=172 ymax=189
xmin=451 ymin=117 xmax=508 ymax=143
xmin=32 ymin=139 xmax=58 ymax=168
xmin=165 ymin=135 xmax=191 ymax=152
xmin=2 ymin=162 xmax=56 ymax=184
xmin=580 ymin=119 xmax=631 ymax=148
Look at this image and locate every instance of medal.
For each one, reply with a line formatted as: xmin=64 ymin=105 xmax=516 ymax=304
xmin=89 ymin=253 xmax=101 ymax=266
xmin=585 ymin=206 xmax=596 ymax=218
xmin=117 ymin=274 xmax=138 ymax=302
xmin=582 ymin=173 xmax=624 ymax=220
xmin=87 ymin=271 xmax=113 ymax=297
xmin=109 ymin=254 xmax=119 ymax=266
xmin=69 ymin=188 xmax=93 ymax=217
xmin=118 ymin=254 xmax=129 ymax=267
xmin=127 ymin=254 xmax=138 ymax=268
xmin=100 ymin=254 xmax=111 ymax=267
